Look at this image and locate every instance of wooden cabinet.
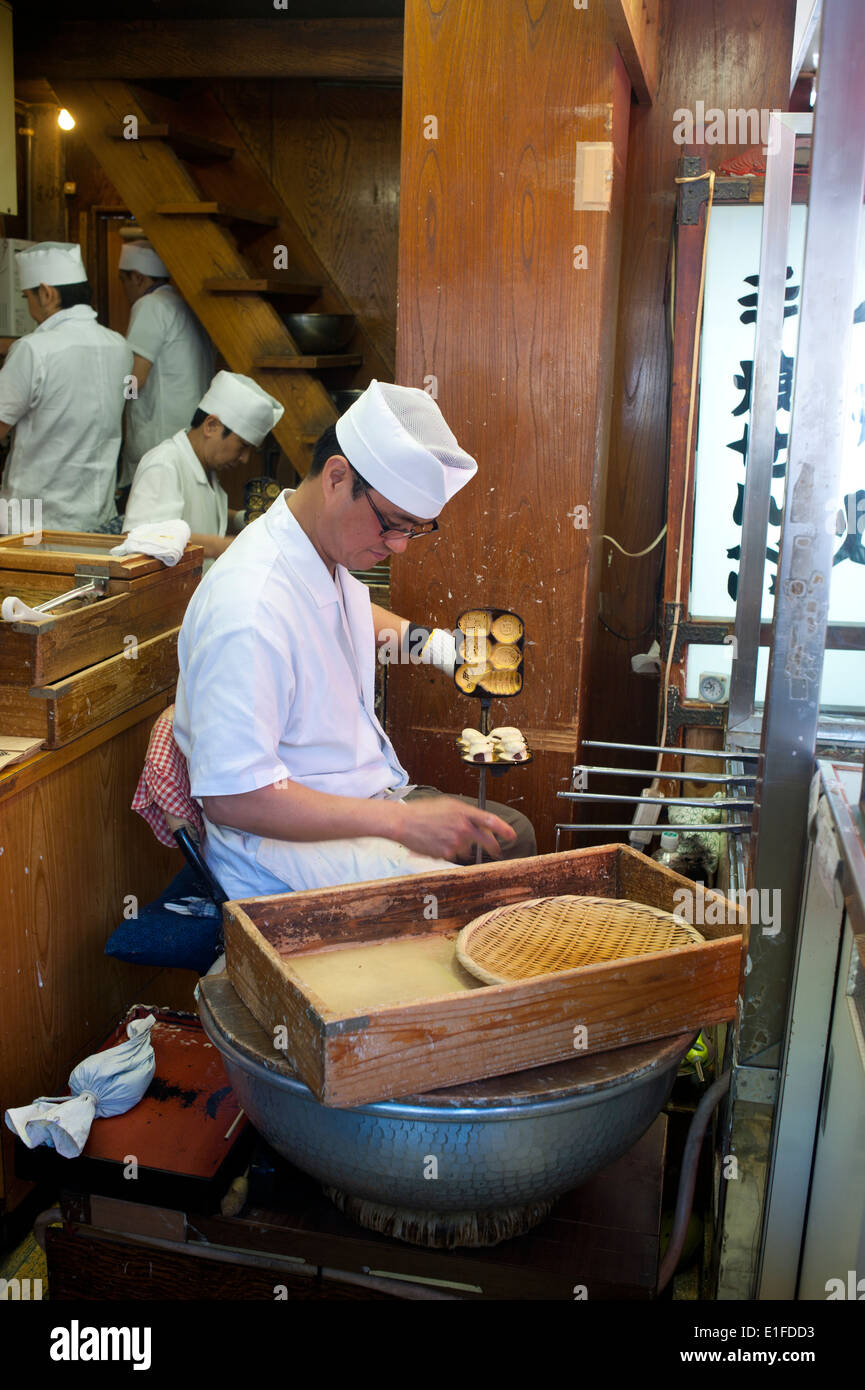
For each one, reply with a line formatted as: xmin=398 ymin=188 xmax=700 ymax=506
xmin=0 ymin=529 xmax=204 ymax=1221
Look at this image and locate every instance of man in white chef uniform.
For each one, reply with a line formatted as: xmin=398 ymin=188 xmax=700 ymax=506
xmin=0 ymin=241 xmax=132 ymax=533
xmin=118 ymin=240 xmax=213 ymax=487
xmin=175 ymin=381 xmax=536 ymax=901
xmin=123 ymin=371 xmax=271 ymax=568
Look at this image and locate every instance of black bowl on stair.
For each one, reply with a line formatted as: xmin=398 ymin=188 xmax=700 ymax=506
xmin=329 ymin=388 xmax=365 ymax=414
xmin=282 ymin=313 xmax=356 ymax=354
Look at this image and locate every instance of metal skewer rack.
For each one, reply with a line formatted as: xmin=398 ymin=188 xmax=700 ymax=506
xmin=554 ymin=739 xmax=759 ymax=851
xmin=452 ymin=608 xmax=530 ymax=862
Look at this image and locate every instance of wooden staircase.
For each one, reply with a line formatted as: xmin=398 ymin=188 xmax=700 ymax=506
xmin=50 ymin=79 xmax=391 ymax=472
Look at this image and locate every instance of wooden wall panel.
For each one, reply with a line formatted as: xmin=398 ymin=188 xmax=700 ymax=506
xmin=390 ymin=0 xmax=630 ymax=854
xmin=584 ymin=0 xmax=796 ymax=801
xmin=213 ymin=80 xmax=401 ymax=372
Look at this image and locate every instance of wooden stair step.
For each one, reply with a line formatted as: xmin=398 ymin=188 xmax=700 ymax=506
xmin=105 ymin=123 xmax=235 ymax=163
xmin=154 ymin=202 xmax=278 ymax=227
xmin=202 ymin=277 xmax=321 ymax=297
xmin=255 ymin=353 xmax=363 ymax=370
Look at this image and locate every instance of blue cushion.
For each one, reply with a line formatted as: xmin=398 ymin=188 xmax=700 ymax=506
xmin=104 ymin=862 xmax=222 ymax=974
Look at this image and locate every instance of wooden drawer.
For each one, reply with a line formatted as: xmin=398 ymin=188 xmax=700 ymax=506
xmin=0 ymin=564 xmax=199 ymax=686
xmin=0 ymin=530 xmax=201 ymax=581
xmin=0 ymin=627 xmax=180 ymax=747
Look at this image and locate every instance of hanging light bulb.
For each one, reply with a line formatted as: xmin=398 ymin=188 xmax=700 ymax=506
xmin=57 ymin=109 xmax=75 ymax=131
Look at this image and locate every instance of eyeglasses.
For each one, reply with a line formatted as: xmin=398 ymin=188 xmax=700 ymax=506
xmin=361 ymin=487 xmax=439 ymax=542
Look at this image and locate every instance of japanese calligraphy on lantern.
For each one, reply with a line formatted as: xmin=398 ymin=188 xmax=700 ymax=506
xmin=687 ymin=203 xmax=865 ymax=710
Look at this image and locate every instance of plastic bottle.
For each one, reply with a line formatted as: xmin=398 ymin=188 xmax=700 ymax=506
xmin=652 ymin=830 xmax=681 ymax=867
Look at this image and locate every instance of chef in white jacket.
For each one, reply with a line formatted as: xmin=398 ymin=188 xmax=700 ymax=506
xmin=174 ymin=381 xmax=535 ymax=902
xmin=118 ymin=241 xmax=213 ymax=487
xmin=123 ymin=370 xmax=277 ymax=568
xmin=0 ymin=242 xmax=132 ymax=533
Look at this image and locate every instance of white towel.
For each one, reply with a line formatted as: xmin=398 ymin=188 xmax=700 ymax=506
xmin=111 ymin=520 xmax=191 ymax=567
xmin=4 ymin=1014 xmax=157 ymax=1159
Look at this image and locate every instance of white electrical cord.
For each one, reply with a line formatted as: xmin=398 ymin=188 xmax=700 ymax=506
xmin=602 ymin=524 xmax=667 ymax=559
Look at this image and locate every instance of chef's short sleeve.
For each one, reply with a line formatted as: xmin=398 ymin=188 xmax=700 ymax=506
xmin=123 ymin=459 xmax=185 ymax=530
xmin=126 ymin=295 xmax=168 ymax=366
xmin=0 ymin=340 xmax=39 ymax=427
xmin=175 ymin=589 xmax=297 ymax=799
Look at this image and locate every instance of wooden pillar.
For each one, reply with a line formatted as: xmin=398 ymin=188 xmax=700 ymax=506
xmin=390 ymin=0 xmax=630 ymax=852
xmin=29 ymin=105 xmax=66 ymax=242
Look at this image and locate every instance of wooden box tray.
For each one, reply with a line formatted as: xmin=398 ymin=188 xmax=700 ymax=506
xmin=0 ymin=530 xmax=201 ymax=580
xmin=0 ymin=626 xmax=180 ymax=747
xmin=0 ymin=532 xmax=202 ymax=686
xmin=224 ymin=844 xmax=746 ymax=1108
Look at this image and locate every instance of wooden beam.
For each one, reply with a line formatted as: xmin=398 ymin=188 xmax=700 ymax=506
xmin=255 ymin=354 xmax=362 ymax=370
xmin=154 ymin=202 xmax=279 ymax=227
xmin=202 ymin=278 xmax=321 ymax=297
xmin=105 ymin=124 xmax=235 ymax=164
xmin=16 ymin=19 xmax=404 ymax=82
xmin=601 ymin=0 xmax=659 ymax=104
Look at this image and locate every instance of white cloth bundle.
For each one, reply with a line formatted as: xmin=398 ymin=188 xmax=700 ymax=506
xmin=4 ymin=1014 xmax=157 ymax=1159
xmin=111 ymin=520 xmax=191 ymax=567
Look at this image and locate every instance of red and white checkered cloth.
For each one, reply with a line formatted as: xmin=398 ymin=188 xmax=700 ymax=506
xmin=132 ymin=706 xmax=205 ymax=847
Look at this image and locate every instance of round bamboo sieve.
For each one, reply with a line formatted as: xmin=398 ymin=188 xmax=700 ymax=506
xmin=455 ymin=895 xmax=705 ymax=986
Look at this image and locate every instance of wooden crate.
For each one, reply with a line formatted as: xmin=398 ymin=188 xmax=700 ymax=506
xmin=0 ymin=532 xmax=202 ymax=686
xmin=0 ymin=530 xmax=198 ymax=580
xmin=0 ymin=565 xmax=200 ymax=686
xmin=224 ymin=844 xmax=745 ymax=1107
xmin=0 ymin=627 xmax=180 ymax=747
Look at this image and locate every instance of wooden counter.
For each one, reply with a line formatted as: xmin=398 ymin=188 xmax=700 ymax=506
xmin=0 ymin=692 xmax=198 ymax=1221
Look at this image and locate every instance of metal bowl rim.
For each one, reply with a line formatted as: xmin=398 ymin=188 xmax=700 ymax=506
xmin=198 ymin=988 xmax=691 ymax=1123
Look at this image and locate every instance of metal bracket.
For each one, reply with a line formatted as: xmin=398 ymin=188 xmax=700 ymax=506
xmin=73 ymin=566 xmax=110 ymax=598
xmin=676 ymin=157 xmax=753 ymax=225
xmin=733 ymin=1065 xmax=779 ymax=1106
xmin=663 ymin=603 xmax=730 ymax=664
xmin=665 ymin=683 xmax=725 ymax=736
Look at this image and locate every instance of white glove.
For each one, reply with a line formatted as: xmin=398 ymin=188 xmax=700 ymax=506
xmin=413 ymin=626 xmax=458 ymax=675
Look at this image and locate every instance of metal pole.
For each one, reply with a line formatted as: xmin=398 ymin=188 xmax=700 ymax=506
xmin=746 ymin=0 xmax=865 ymax=1065
xmin=727 ymin=113 xmax=807 ymax=729
xmin=581 ymin=740 xmax=760 ymax=760
xmin=719 ymin=0 xmax=865 ymax=1303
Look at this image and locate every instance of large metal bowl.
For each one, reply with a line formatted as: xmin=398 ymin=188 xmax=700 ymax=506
xmin=198 ymin=979 xmax=690 ymax=1222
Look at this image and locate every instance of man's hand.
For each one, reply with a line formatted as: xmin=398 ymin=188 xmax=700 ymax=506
xmin=394 ymin=796 xmax=515 ymax=862
xmin=201 ymin=782 xmax=515 ymax=863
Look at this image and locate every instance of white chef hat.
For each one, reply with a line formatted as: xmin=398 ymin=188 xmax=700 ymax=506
xmin=197 ymin=371 xmax=284 ymax=448
xmin=335 ymin=381 xmax=477 ymax=519
xmin=16 ymin=241 xmax=88 ymax=290
xmin=118 ymin=240 xmax=170 ymax=278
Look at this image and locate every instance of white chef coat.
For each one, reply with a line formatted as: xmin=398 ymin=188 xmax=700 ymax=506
xmin=123 ymin=429 xmax=228 ymax=571
xmin=121 ymin=285 xmax=213 ymax=486
xmin=0 ymin=305 xmax=132 ymax=532
xmin=174 ymin=492 xmax=450 ymax=900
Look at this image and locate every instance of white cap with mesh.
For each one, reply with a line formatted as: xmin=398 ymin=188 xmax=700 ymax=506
xmin=334 ymin=380 xmax=477 ymax=519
